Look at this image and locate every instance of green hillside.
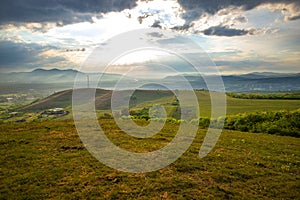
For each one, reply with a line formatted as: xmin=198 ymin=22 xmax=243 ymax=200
xmin=2 ymin=90 xmax=300 ymax=198
xmin=19 ymin=89 xmax=300 ymax=118
xmin=1 ymin=120 xmax=299 ymax=199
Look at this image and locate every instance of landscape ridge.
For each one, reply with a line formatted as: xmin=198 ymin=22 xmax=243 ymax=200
xmin=1 ymin=68 xmax=300 ymax=92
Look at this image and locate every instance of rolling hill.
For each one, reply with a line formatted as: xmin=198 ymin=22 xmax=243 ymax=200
xmin=19 ymin=89 xmax=175 ymax=112
xmin=18 ymin=89 xmax=300 ymax=119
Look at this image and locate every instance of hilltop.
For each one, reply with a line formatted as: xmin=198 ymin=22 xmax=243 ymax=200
xmin=18 ymin=89 xmax=175 ymax=112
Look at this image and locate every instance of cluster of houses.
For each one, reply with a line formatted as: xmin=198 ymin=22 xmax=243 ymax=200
xmin=1 ymin=108 xmax=69 ymax=122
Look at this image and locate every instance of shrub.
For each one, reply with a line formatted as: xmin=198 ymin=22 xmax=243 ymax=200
xmin=192 ymin=109 xmax=300 ymax=137
xmin=224 ymin=109 xmax=300 ymax=137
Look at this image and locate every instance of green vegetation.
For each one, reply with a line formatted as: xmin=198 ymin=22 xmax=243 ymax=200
xmin=224 ymin=109 xmax=300 ymax=137
xmin=106 ymin=108 xmax=300 ymax=137
xmin=226 ymin=99 xmax=299 ymax=118
xmin=1 ymin=89 xmax=300 ymax=199
xmin=227 ymin=92 xmax=300 ymax=100
xmin=3 ymin=89 xmax=297 ymax=119
xmin=1 ymin=90 xmax=299 ymax=139
xmin=0 ymin=94 xmax=38 ymax=111
xmin=109 ymin=90 xmax=296 ymax=120
xmin=192 ymin=109 xmax=300 ymax=137
xmin=1 ymin=120 xmax=299 ymax=199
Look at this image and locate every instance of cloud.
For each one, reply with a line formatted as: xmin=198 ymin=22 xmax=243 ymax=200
xmin=286 ymin=15 xmax=300 ymax=21
xmin=234 ymin=16 xmax=247 ymax=23
xmin=151 ymin=20 xmax=162 ymax=28
xmin=261 ymin=3 xmax=300 ymax=21
xmin=215 ymin=58 xmax=300 ymax=74
xmin=137 ymin=13 xmax=155 ymax=24
xmin=177 ymin=0 xmax=300 ymax=21
xmin=147 ymin=32 xmax=165 ymax=38
xmin=171 ymin=23 xmax=193 ymax=32
xmin=215 ymin=60 xmax=270 ymax=68
xmin=0 ymin=41 xmax=41 ymax=67
xmin=214 ymin=59 xmax=276 ymax=73
xmin=202 ymin=26 xmax=257 ymax=37
xmin=169 ymin=0 xmax=300 ymax=34
xmin=0 ymin=40 xmax=69 ymax=72
xmin=0 ymin=0 xmax=137 ymax=26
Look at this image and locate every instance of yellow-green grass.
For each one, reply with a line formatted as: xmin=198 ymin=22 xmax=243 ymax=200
xmin=1 ymin=120 xmax=299 ymax=199
xmin=84 ymin=90 xmax=300 ymax=119
xmin=195 ymin=91 xmax=300 ymax=118
xmin=7 ymin=89 xmax=299 ymax=122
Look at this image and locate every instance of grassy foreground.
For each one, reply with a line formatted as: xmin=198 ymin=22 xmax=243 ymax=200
xmin=1 ymin=120 xmax=299 ymax=199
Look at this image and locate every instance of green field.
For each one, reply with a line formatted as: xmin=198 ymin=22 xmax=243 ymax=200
xmin=1 ymin=89 xmax=300 ymax=199
xmin=1 ymin=120 xmax=299 ymax=199
xmin=2 ymin=89 xmax=299 ymax=120
xmin=196 ymin=91 xmax=300 ymax=118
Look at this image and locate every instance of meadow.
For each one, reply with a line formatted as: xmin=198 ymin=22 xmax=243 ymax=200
xmin=2 ymin=89 xmax=299 ymax=121
xmin=1 ymin=89 xmax=300 ymax=199
xmin=1 ymin=120 xmax=299 ymax=199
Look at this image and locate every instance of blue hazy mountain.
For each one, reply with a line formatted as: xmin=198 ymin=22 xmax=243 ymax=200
xmin=0 ymin=68 xmax=123 ymax=84
xmin=0 ymin=68 xmax=299 ymax=92
xmin=164 ymin=72 xmax=300 ymax=92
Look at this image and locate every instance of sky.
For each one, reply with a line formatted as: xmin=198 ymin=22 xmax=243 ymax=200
xmin=0 ymin=0 xmax=299 ymax=75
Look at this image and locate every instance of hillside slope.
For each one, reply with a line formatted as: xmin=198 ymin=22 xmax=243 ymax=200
xmin=19 ymin=89 xmax=300 ymax=118
xmin=19 ymin=89 xmax=175 ymax=112
xmin=1 ymin=120 xmax=299 ymax=199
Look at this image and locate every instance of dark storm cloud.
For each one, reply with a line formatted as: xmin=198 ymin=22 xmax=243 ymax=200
xmin=214 ymin=60 xmax=275 ymax=71
xmin=171 ymin=23 xmax=193 ymax=32
xmin=137 ymin=0 xmax=300 ymax=35
xmin=286 ymin=15 xmax=300 ymax=21
xmin=0 ymin=0 xmax=137 ymax=25
xmin=177 ymin=0 xmax=300 ymax=22
xmin=0 ymin=41 xmax=64 ymax=72
xmin=173 ymin=0 xmax=300 ymax=33
xmin=234 ymin=16 xmax=247 ymax=23
xmin=147 ymin=32 xmax=164 ymax=38
xmin=151 ymin=20 xmax=162 ymax=28
xmin=202 ymin=26 xmax=254 ymax=37
xmin=0 ymin=41 xmax=41 ymax=66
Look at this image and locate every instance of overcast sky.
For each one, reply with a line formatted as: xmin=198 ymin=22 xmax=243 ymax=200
xmin=0 ymin=0 xmax=299 ymax=74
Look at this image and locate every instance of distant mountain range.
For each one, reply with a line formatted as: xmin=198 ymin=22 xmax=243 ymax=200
xmin=1 ymin=68 xmax=299 ymax=92
xmin=0 ymin=68 xmax=123 ymax=84
xmin=164 ymin=72 xmax=300 ymax=92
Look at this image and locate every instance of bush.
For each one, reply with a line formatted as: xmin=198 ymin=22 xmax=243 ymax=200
xmin=191 ymin=109 xmax=300 ymax=137
xmin=224 ymin=109 xmax=300 ymax=137
xmin=198 ymin=117 xmax=210 ymax=128
xmin=98 ymin=113 xmax=113 ymax=119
